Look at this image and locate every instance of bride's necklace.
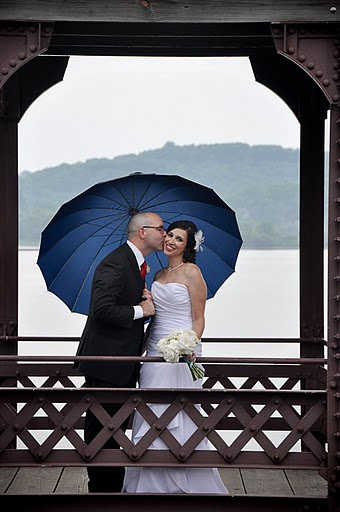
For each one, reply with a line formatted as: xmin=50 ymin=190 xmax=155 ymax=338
xmin=167 ymin=261 xmax=184 ymax=273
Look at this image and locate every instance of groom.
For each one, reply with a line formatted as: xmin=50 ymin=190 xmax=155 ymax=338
xmin=75 ymin=211 xmax=165 ymax=493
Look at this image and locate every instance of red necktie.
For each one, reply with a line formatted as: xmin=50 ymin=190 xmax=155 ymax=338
xmin=140 ymin=261 xmax=147 ymax=280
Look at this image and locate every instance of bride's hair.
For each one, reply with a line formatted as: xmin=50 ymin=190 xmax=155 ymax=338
xmin=166 ymin=220 xmax=198 ymax=263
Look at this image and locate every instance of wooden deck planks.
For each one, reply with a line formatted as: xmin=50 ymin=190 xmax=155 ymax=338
xmin=56 ymin=467 xmax=88 ymax=494
xmin=0 ymin=467 xmax=18 ymax=493
xmin=6 ymin=467 xmax=63 ymax=494
xmin=0 ymin=466 xmax=328 ymax=496
xmin=218 ymin=468 xmax=246 ymax=494
xmin=241 ymin=468 xmax=293 ymax=495
xmin=285 ymin=469 xmax=328 ymax=496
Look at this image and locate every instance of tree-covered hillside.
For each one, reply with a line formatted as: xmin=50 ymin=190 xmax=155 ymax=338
xmin=19 ymin=142 xmax=300 ymax=249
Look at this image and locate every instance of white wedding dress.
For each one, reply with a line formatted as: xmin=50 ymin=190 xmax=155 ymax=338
xmin=122 ymin=281 xmax=228 ymax=494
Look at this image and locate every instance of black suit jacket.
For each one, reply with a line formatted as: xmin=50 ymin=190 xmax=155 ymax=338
xmin=75 ymin=243 xmax=145 ymax=386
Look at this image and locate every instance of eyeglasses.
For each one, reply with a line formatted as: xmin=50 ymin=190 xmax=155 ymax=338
xmin=143 ymin=225 xmax=165 ymax=233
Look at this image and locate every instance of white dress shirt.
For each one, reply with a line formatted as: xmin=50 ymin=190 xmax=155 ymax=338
xmin=126 ymin=240 xmax=144 ymax=320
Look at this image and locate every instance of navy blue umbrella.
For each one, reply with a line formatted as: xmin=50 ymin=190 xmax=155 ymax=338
xmin=37 ymin=173 xmax=242 ymax=314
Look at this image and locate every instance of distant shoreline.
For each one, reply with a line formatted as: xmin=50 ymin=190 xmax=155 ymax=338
xmin=18 ymin=246 xmax=300 ymax=252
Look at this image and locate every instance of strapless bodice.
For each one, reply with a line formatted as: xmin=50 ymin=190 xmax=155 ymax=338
xmin=146 ymin=281 xmax=201 ymax=357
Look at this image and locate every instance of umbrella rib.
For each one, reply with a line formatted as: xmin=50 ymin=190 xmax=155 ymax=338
xmin=46 ymin=215 xmax=127 ymax=289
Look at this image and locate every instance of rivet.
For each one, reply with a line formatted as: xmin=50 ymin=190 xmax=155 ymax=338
xmin=13 ymin=423 xmax=20 ymax=431
xmin=307 ymin=62 xmax=315 ymax=70
xmin=330 ymin=381 xmax=337 ymax=389
xmin=299 ymin=55 xmax=306 ymax=62
xmin=178 ymin=451 xmax=186 ymax=459
xmin=323 ymin=79 xmax=330 ymax=87
xmin=132 ymin=396 xmax=139 ymax=403
xmin=9 ymin=60 xmax=16 ymax=68
xmin=274 ymin=399 xmax=280 ymax=405
xmin=315 ymin=70 xmax=323 ymax=78
xmin=155 ymin=423 xmax=162 ymax=431
xmin=61 ymin=424 xmax=67 ymax=431
xmin=18 ymin=52 xmax=26 ymax=60
xmin=85 ymin=396 xmax=91 ymax=403
xmin=297 ymin=426 xmax=304 ymax=433
xmin=108 ymin=424 xmax=115 ymax=430
xmin=29 ymin=45 xmax=37 ymax=53
xmin=15 ymin=371 xmax=21 ymax=377
xmin=38 ymin=396 xmax=44 ymax=403
xmin=333 ymin=95 xmax=340 ymax=103
xmin=29 ymin=25 xmax=37 ymax=33
xmin=333 ymin=74 xmax=340 ymax=81
xmin=18 ymin=25 xmax=25 ymax=32
xmin=287 ymin=47 xmax=295 ymax=55
xmin=1 ymin=68 xmax=8 ymax=75
xmin=131 ymin=451 xmax=138 ymax=459
xmin=226 ymin=397 xmax=233 ymax=404
xmin=330 ymin=6 xmax=337 ymax=14
xmin=84 ymin=451 xmax=91 ymax=460
xmin=180 ymin=397 xmax=186 ymax=404
xmin=36 ymin=451 xmax=44 ymax=459
xmin=55 ymin=370 xmax=61 ymax=376
xmin=225 ymin=453 xmax=233 ymax=461
xmin=288 ymin=28 xmax=295 ymax=34
xmin=250 ymin=425 xmax=256 ymax=432
xmin=272 ymin=453 xmax=280 ymax=462
xmin=334 ymin=62 xmax=340 ymax=70
xmin=203 ymin=424 xmax=209 ymax=431
xmin=334 ymin=50 xmax=340 ymax=58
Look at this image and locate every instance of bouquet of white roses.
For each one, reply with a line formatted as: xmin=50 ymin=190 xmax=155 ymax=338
xmin=157 ymin=328 xmax=205 ymax=381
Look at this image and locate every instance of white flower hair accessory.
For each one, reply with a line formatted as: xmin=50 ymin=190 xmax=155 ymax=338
xmin=146 ymin=265 xmax=150 ymax=274
xmin=194 ymin=229 xmax=205 ymax=252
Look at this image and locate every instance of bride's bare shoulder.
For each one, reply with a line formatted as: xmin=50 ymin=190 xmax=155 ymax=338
xmin=184 ymin=262 xmax=203 ymax=279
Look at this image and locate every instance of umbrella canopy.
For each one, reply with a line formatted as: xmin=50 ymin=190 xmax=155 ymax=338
xmin=37 ymin=173 xmax=242 ymax=314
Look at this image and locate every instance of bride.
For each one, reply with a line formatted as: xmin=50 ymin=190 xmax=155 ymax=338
xmin=122 ymin=220 xmax=228 ymax=494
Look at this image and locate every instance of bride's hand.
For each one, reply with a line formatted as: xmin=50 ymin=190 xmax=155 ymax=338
xmin=142 ymin=287 xmax=152 ymax=301
xmin=185 ymin=352 xmax=196 ymax=363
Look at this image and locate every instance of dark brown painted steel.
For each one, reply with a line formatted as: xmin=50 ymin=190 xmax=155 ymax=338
xmin=327 ymin=105 xmax=340 ymax=512
xmin=0 ymin=5 xmax=338 ymax=510
xmin=0 ymin=0 xmax=338 ymax=24
xmin=0 ymin=493 xmax=329 ymax=512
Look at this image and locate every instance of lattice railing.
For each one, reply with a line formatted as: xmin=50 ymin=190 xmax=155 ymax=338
xmin=0 ymin=350 xmax=327 ymax=471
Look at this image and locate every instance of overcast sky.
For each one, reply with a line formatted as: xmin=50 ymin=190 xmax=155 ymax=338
xmin=18 ymin=55 xmax=326 ymax=174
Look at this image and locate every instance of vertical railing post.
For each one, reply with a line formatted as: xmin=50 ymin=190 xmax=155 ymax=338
xmin=0 ymin=78 xmax=19 ymax=350
xmin=327 ymin=103 xmax=340 ymax=511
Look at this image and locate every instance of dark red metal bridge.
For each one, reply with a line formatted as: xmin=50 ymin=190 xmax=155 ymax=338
xmin=0 ymin=2 xmax=339 ymax=511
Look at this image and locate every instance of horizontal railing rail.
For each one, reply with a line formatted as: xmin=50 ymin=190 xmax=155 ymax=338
xmin=0 ymin=336 xmax=328 ymax=344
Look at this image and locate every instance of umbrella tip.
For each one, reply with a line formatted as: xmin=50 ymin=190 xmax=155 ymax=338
xmin=128 ymin=207 xmax=139 ymax=216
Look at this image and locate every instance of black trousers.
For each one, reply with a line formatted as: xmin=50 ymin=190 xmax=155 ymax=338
xmin=84 ymin=376 xmax=130 ymax=493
